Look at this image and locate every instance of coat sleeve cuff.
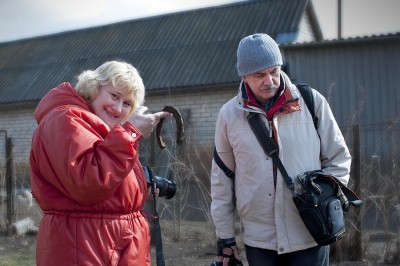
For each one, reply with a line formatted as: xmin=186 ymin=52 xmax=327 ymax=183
xmin=218 ymin=237 xmax=237 ymax=247
xmin=120 ymin=121 xmax=143 ymax=141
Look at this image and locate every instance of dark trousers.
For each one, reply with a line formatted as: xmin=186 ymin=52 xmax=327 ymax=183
xmin=245 ymin=244 xmax=329 ymax=266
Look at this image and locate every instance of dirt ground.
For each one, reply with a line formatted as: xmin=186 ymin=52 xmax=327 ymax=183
xmin=0 ymin=220 xmax=399 ymax=266
xmin=0 ymin=220 xmax=224 ymax=266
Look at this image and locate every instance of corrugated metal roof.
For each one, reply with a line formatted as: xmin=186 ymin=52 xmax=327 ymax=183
xmin=286 ymin=32 xmax=400 ymax=47
xmin=0 ymin=0 xmax=314 ymax=105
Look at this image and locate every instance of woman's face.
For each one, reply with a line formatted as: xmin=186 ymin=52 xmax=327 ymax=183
xmin=90 ymin=83 xmax=133 ymax=128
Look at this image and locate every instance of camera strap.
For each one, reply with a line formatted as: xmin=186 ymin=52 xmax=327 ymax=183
xmin=151 ymin=190 xmax=166 ymax=266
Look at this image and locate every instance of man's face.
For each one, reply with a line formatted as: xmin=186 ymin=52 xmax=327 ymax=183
xmin=243 ymin=66 xmax=281 ymax=104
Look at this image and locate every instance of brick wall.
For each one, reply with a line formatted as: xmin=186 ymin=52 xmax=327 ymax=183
xmin=147 ymin=88 xmax=236 ymax=146
xmin=0 ymin=86 xmax=237 ymax=177
xmin=0 ymin=109 xmax=36 ymax=178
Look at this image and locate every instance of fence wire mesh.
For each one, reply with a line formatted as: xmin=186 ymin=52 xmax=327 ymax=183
xmin=1 ymin=122 xmax=400 ymax=264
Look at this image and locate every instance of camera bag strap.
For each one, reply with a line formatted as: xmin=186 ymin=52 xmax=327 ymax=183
xmin=247 ymin=113 xmax=362 ymax=206
xmin=213 ymin=147 xmax=235 ymax=180
xmin=212 ymin=114 xmax=297 ymax=194
xmin=296 ymin=83 xmax=319 ymax=132
xmin=213 ymin=83 xmax=316 ymax=182
xmin=246 ymin=113 xmax=297 ymax=196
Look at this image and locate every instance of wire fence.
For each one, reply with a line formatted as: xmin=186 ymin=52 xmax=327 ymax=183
xmin=0 ymin=121 xmax=400 ymax=263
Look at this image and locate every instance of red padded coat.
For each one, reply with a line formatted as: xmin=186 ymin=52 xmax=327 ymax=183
xmin=30 ymin=82 xmax=151 ymax=265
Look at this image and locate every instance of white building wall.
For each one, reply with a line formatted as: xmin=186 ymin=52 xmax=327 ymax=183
xmin=0 ymin=87 xmax=236 ymax=176
xmin=297 ymin=14 xmax=317 ymax=43
xmin=0 ymin=109 xmax=36 ymax=177
xmin=146 ymin=88 xmax=235 ymax=146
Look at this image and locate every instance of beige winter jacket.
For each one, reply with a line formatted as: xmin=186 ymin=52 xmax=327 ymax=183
xmin=211 ymin=72 xmax=351 ymax=254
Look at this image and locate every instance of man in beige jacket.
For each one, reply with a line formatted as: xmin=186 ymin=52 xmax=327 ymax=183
xmin=210 ymin=33 xmax=351 ymax=266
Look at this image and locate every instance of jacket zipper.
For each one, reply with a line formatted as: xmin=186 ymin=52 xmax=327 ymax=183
xmin=268 ymin=120 xmax=277 ymax=189
xmin=269 ymin=120 xmax=273 ymax=138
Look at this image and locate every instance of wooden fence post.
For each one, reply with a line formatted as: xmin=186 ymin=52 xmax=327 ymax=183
xmin=352 ymin=124 xmax=362 ymax=260
xmin=6 ymin=136 xmax=15 ymax=230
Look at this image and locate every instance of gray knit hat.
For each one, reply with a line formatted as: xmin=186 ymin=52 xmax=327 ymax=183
xmin=237 ymin=33 xmax=283 ymax=76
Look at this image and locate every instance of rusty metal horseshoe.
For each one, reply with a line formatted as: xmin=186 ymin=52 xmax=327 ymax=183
xmin=156 ymin=106 xmax=184 ymax=149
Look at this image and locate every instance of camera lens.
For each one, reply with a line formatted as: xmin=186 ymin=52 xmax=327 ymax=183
xmin=143 ymin=166 xmax=176 ymax=199
xmin=153 ymin=175 xmax=176 ymax=199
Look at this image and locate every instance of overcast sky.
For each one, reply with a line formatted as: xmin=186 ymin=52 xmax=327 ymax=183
xmin=0 ymin=0 xmax=399 ymax=43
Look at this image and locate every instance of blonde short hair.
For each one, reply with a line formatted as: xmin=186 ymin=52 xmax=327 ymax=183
xmin=75 ymin=60 xmax=145 ymax=121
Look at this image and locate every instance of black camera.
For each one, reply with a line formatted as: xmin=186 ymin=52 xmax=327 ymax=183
xmin=143 ymin=166 xmax=176 ymax=199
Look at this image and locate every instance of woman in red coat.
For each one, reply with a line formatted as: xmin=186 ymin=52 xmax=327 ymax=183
xmin=30 ymin=60 xmax=170 ymax=265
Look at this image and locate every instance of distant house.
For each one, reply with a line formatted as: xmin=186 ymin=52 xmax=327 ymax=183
xmin=0 ymin=0 xmax=322 ymax=178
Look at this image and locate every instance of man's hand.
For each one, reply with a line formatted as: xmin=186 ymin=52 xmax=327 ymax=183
xmin=219 ymin=245 xmax=241 ymax=266
xmin=129 ymin=106 xmax=172 ymax=138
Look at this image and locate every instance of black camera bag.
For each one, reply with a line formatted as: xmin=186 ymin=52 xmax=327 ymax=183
xmin=294 ymin=171 xmax=346 ymax=245
xmin=247 ymin=113 xmax=362 ymax=246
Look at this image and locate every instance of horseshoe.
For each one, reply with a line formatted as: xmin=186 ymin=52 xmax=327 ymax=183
xmin=156 ymin=106 xmax=184 ymax=149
